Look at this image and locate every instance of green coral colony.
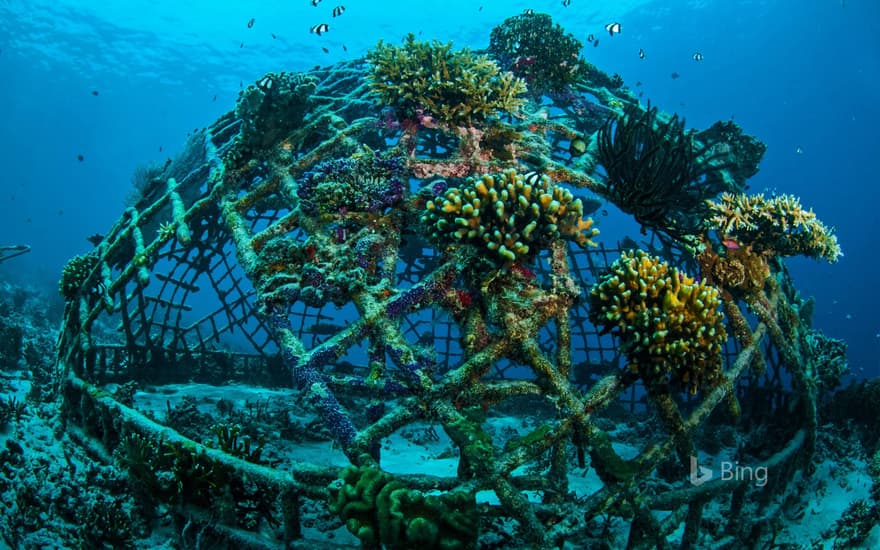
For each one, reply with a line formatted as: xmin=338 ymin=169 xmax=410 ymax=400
xmin=50 ymin=11 xmax=857 ymax=550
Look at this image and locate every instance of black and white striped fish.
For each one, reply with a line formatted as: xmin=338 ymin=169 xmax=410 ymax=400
xmin=605 ymin=22 xmax=621 ymax=36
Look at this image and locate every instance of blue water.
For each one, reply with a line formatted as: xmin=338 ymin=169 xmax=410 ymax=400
xmin=1 ymin=0 xmax=877 ymax=376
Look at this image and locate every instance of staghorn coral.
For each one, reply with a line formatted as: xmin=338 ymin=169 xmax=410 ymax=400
xmin=706 ymin=192 xmax=842 ymax=262
xmin=589 ymin=250 xmax=727 ymax=394
xmin=366 ymin=33 xmax=526 ymax=128
xmin=421 ymin=168 xmax=598 ymax=264
xmin=328 ymin=464 xmax=478 ymax=549
xmin=487 ymin=12 xmax=586 ymax=99
xmin=596 ymin=103 xmax=730 ymax=239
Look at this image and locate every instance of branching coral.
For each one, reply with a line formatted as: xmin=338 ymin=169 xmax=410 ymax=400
xmin=589 ymin=250 xmax=727 ymax=394
xmin=596 ymin=103 xmax=730 ymax=239
xmin=421 ymin=169 xmax=598 ymax=264
xmin=366 ymin=33 xmax=526 ymax=128
xmin=487 ymin=12 xmax=585 ymax=99
xmin=706 ymin=192 xmax=842 ymax=262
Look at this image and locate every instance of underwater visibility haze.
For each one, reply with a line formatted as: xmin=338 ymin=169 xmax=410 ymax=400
xmin=0 ymin=0 xmax=879 ymax=548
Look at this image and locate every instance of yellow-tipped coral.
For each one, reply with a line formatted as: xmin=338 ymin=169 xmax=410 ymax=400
xmin=706 ymin=192 xmax=842 ymax=262
xmin=421 ymin=169 xmax=599 ymax=264
xmin=589 ymin=250 xmax=727 ymax=394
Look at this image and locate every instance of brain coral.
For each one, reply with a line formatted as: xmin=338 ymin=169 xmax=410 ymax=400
xmin=589 ymin=250 xmax=727 ymax=394
xmin=421 ymin=169 xmax=598 ymax=264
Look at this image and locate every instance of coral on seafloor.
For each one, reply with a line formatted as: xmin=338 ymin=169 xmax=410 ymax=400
xmin=328 ymin=464 xmax=478 ymax=549
xmin=589 ymin=250 xmax=727 ymax=394
xmin=706 ymin=192 xmax=842 ymax=262
xmin=366 ymin=33 xmax=527 ymax=128
xmin=421 ymin=168 xmax=598 ymax=264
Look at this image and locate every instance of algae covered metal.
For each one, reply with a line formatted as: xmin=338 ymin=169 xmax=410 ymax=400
xmin=55 ymin=13 xmax=846 ymax=549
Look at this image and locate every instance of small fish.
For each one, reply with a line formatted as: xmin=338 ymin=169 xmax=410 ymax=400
xmin=670 ymin=72 xmax=680 ymax=79
xmin=87 ymin=234 xmax=104 ymax=246
xmin=523 ymin=9 xmax=534 ymax=15
xmin=795 ymin=146 xmax=804 ymax=154
xmin=523 ymin=171 xmax=542 ymax=186
xmin=479 ymin=5 xmax=483 ymax=10
xmin=77 ymin=154 xmax=84 ymax=162
xmin=513 ymin=55 xmax=537 ymax=69
xmin=601 ymin=209 xmax=609 ymax=216
xmin=638 ymin=48 xmax=645 ymax=59
xmin=240 ymin=42 xmax=244 ymax=48
xmin=721 ymin=238 xmax=740 ymax=250
xmin=239 ymin=80 xmax=243 ymax=87
xmin=247 ymin=17 xmax=255 ymax=29
xmin=310 ymin=23 xmax=329 ymax=35
xmin=91 ymin=90 xmax=99 ymax=96
xmin=271 ymin=33 xmax=277 ymax=39
xmin=587 ymin=33 xmax=595 ymax=42
xmin=593 ymin=39 xmax=599 ymax=47
xmin=635 ymin=80 xmax=642 ymax=87
xmin=311 ymin=0 xmax=322 ymax=5
xmin=332 ymin=5 xmax=345 ymax=17
xmin=159 ymin=145 xmax=163 ymax=152
xmin=322 ymin=47 xmax=329 ymax=53
xmin=343 ymin=44 xmax=347 ymax=52
xmin=569 ymin=137 xmax=587 ymax=157
xmin=58 ymin=209 xmax=64 ymax=216
xmin=693 ymin=52 xmax=704 ymax=61
xmin=212 ymin=94 xmax=217 ymax=101
xmin=562 ymin=0 xmax=571 ymax=6
xmin=605 ymin=22 xmax=621 ymax=36
xmin=311 ymin=322 xmax=344 ymax=335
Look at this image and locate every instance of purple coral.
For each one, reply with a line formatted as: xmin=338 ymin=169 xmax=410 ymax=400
xmin=297 ymin=151 xmax=406 ymax=216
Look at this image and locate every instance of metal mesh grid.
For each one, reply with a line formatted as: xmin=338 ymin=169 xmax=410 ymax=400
xmin=54 ymin=53 xmax=828 ymax=549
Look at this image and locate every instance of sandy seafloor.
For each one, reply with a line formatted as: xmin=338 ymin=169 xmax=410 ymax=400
xmin=1 ymin=281 xmax=879 ymax=549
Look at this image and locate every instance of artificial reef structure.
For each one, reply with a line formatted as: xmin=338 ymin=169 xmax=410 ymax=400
xmin=55 ymin=12 xmax=847 ymax=549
